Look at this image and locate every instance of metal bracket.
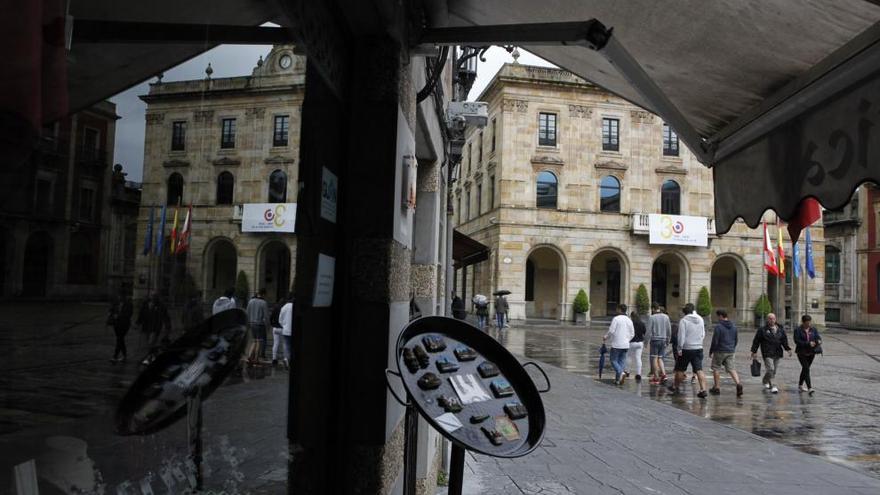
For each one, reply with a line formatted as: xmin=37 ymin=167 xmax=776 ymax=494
xmin=384 ymin=368 xmax=411 ymax=407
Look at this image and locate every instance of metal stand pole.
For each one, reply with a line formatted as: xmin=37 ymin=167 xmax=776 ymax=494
xmin=403 ymin=403 xmax=418 ymax=495
xmin=186 ymin=388 xmax=204 ymax=491
xmin=447 ymin=443 xmax=465 ymax=495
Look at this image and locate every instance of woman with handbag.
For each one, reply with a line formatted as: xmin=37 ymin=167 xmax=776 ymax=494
xmin=794 ymin=314 xmax=822 ymax=395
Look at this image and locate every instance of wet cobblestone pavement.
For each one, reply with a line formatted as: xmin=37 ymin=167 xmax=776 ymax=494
xmin=494 ymin=321 xmax=880 ymax=479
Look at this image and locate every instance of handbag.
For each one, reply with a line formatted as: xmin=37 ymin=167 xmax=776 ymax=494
xmin=750 ymin=359 xmax=762 ymax=377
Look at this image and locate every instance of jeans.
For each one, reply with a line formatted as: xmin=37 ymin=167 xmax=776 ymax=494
xmin=113 ymin=323 xmax=130 ymax=359
xmin=628 ymin=342 xmax=643 ymax=376
xmin=271 ymin=327 xmax=283 ymax=360
xmin=762 ymin=357 xmax=781 ymax=385
xmin=477 ymin=315 xmax=488 ymax=331
xmin=798 ymin=353 xmax=815 ymax=388
xmin=495 ymin=313 xmax=505 ymax=329
xmin=610 ymin=347 xmax=628 ymax=381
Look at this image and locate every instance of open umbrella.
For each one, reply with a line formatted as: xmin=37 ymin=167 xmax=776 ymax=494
xmin=473 ymin=294 xmax=488 ymax=305
xmin=492 ymin=290 xmax=511 ymax=296
xmin=598 ymin=343 xmax=607 ymax=379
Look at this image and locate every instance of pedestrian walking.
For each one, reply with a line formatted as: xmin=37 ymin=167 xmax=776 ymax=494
xmin=137 ymin=294 xmax=171 ymax=355
xmin=668 ymin=303 xmax=708 ymax=398
xmin=750 ymin=312 xmax=792 ymax=394
xmin=270 ymin=299 xmax=284 ymax=366
xmin=110 ymin=296 xmax=133 ymax=363
xmin=793 ymin=314 xmax=822 ymax=395
xmin=451 ymin=293 xmax=467 ymax=320
xmin=647 ymin=303 xmax=672 ymax=384
xmin=279 ymin=293 xmax=295 ymax=369
xmin=212 ymin=287 xmax=236 ymax=315
xmin=625 ymin=311 xmax=646 ymax=381
xmin=708 ymin=309 xmax=743 ymax=396
xmin=494 ymin=294 xmax=509 ymax=331
xmin=473 ymin=295 xmax=489 ymax=331
xmin=603 ymin=304 xmax=635 ymax=385
xmin=246 ymin=289 xmax=271 ymax=363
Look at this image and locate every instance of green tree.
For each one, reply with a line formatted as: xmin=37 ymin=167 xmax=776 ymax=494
xmin=573 ymin=289 xmax=590 ymax=314
xmin=635 ymin=284 xmax=650 ymax=315
xmin=754 ymin=293 xmax=772 ymax=317
xmin=235 ymin=270 xmax=250 ymax=307
xmin=697 ymin=286 xmax=712 ymax=317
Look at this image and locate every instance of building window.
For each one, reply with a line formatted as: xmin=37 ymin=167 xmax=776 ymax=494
xmin=457 ymin=194 xmax=463 ymax=225
xmin=34 ymin=177 xmax=54 ymax=214
xmin=663 ymin=123 xmax=679 ymax=156
xmin=877 ymin=263 xmax=880 ymax=304
xmin=525 ymin=259 xmax=535 ymax=301
xmin=476 ymin=183 xmax=482 ymax=216
xmin=171 ymin=121 xmax=186 ymax=151
xmin=465 ymin=188 xmax=471 ymax=220
xmin=536 ymin=171 xmax=558 ymax=209
xmin=661 ymin=180 xmax=681 ymax=214
xmin=478 ymin=132 xmax=484 ymax=164
xmin=785 ymin=256 xmax=793 ymax=285
xmin=491 ymin=117 xmax=497 ymax=152
xmin=825 ymin=307 xmax=841 ymax=322
xmin=82 ymin=127 xmax=100 ymax=158
xmin=216 ymin=171 xmax=235 ymax=205
xmin=489 ymin=174 xmax=495 ymax=208
xmin=268 ymin=170 xmax=288 ymax=202
xmin=826 ymin=246 xmax=841 ymax=284
xmin=220 ymin=118 xmax=236 ymax=149
xmin=538 ymin=112 xmax=557 ymax=146
xmin=167 ymin=173 xmax=184 ymax=205
xmin=466 ymin=142 xmax=472 ymax=174
xmin=602 ymin=118 xmax=619 ymax=151
xmin=273 ymin=115 xmax=289 ymax=147
xmin=600 ymin=175 xmax=621 ymax=212
xmin=79 ymin=186 xmax=95 ymax=221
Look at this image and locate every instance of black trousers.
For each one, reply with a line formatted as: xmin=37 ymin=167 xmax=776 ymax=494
xmin=798 ymin=353 xmax=815 ymax=388
xmin=114 ymin=323 xmax=130 ymax=359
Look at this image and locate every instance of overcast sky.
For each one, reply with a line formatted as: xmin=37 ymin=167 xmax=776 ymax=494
xmin=111 ymin=46 xmax=556 ymax=181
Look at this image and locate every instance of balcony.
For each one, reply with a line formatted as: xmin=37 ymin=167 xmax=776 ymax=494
xmin=631 ymin=213 xmax=716 ymax=235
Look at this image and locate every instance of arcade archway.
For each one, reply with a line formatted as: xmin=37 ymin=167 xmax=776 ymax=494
xmin=590 ymin=249 xmax=628 ymax=318
xmin=204 ymin=238 xmax=237 ymax=303
xmin=525 ymin=246 xmax=566 ymax=319
xmin=651 ymin=252 xmax=689 ymax=313
xmin=259 ymin=240 xmax=291 ymax=303
xmin=711 ymin=254 xmax=749 ymax=323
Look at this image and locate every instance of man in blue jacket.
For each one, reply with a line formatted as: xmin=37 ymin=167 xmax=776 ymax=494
xmin=709 ymin=309 xmax=743 ymax=396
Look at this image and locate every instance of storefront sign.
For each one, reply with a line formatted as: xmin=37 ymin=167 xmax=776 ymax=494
xmin=648 ymin=214 xmax=708 ymax=247
xmin=313 ymin=253 xmax=335 ymax=307
xmin=241 ymin=203 xmax=297 ymax=233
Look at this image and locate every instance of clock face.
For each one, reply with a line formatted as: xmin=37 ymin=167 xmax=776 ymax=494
xmin=279 ymin=54 xmax=292 ymax=69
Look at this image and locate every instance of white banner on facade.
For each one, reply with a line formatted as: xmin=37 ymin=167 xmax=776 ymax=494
xmin=648 ymin=214 xmax=708 ymax=247
xmin=241 ymin=203 xmax=297 ymax=233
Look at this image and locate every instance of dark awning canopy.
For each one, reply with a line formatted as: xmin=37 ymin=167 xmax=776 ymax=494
xmin=453 ymin=230 xmax=489 ymax=269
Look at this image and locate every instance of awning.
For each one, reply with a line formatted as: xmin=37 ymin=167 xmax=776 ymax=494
xmin=435 ymin=1 xmax=880 ymax=233
xmin=453 ymin=229 xmax=489 ymax=269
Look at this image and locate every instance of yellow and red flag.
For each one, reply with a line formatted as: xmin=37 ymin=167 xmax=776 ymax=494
xmin=169 ymin=204 xmax=180 ymax=254
xmin=777 ymin=222 xmax=786 ymax=279
xmin=177 ymin=204 xmax=192 ymax=254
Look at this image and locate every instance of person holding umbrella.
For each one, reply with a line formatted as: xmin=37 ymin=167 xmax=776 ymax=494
xmin=472 ymin=294 xmax=489 ymax=331
xmin=493 ymin=290 xmax=510 ymax=331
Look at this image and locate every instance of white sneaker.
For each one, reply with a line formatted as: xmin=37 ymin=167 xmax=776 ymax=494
xmin=763 ymin=383 xmax=771 ymax=390
xmin=771 ymin=386 xmax=779 ymax=394
xmin=799 ymin=384 xmax=809 ymax=392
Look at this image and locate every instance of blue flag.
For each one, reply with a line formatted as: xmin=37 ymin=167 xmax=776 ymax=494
xmin=792 ymin=240 xmax=801 ymax=278
xmin=805 ymin=227 xmax=815 ymax=279
xmin=142 ymin=207 xmax=154 ymax=255
xmin=156 ymin=205 xmax=167 ymax=257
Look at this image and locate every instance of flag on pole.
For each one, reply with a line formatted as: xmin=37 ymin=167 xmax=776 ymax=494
xmin=763 ymin=222 xmax=778 ymax=276
xmin=805 ymin=227 xmax=816 ymax=279
xmin=142 ymin=207 xmax=154 ymax=255
xmin=788 ymin=197 xmax=822 ymax=243
xmin=156 ymin=205 xmax=167 ymax=257
xmin=792 ymin=240 xmax=801 ymax=279
xmin=170 ymin=204 xmax=180 ymax=254
xmin=777 ymin=223 xmax=786 ymax=279
xmin=177 ymin=204 xmax=192 ymax=254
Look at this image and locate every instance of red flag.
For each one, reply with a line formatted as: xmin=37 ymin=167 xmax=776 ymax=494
xmin=177 ymin=205 xmax=192 ymax=254
xmin=763 ymin=222 xmax=778 ymax=276
xmin=788 ymin=198 xmax=821 ymax=243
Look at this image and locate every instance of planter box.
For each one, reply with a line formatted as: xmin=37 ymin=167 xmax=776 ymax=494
xmin=574 ymin=312 xmax=587 ymax=325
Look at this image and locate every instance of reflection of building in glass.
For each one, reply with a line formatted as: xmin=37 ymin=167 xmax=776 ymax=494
xmin=453 ymin=64 xmax=827 ymax=325
xmin=135 ymin=46 xmax=303 ymax=305
xmin=0 ymin=101 xmax=139 ymax=299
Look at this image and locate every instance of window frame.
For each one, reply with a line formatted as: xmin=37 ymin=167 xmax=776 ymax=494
xmin=825 ymin=246 xmax=841 ymax=284
xmin=661 ymin=179 xmax=681 ymax=215
xmin=538 ymin=112 xmax=557 ymax=147
xmin=171 ymin=121 xmax=187 ymax=151
xmin=478 ymin=131 xmax=484 ymax=165
xmin=273 ymin=114 xmax=290 ymax=147
xmin=167 ymin=172 xmax=184 ymax=206
xmin=491 ymin=117 xmax=496 ymax=152
xmin=662 ymin=123 xmax=679 ymax=156
xmin=216 ymin=171 xmax=235 ymax=205
xmin=78 ymin=183 xmax=97 ymax=221
xmin=268 ymin=169 xmax=288 ymax=203
xmin=536 ymin=170 xmax=558 ymax=209
xmin=220 ymin=118 xmax=236 ymax=149
xmin=488 ymin=174 xmax=495 ymax=209
xmin=599 ymin=175 xmax=622 ymax=213
xmin=602 ymin=117 xmax=620 ymax=152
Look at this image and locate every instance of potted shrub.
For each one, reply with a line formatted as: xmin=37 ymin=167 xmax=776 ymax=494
xmin=635 ymin=284 xmax=650 ymax=315
xmin=697 ymin=286 xmax=712 ymax=324
xmin=754 ymin=293 xmax=772 ymax=327
xmin=573 ymin=289 xmax=590 ymax=325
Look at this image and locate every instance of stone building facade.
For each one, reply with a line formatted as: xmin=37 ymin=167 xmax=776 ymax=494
xmin=0 ymin=101 xmax=129 ymax=299
xmin=453 ymin=64 xmax=827 ymax=326
xmin=135 ymin=46 xmax=302 ymax=306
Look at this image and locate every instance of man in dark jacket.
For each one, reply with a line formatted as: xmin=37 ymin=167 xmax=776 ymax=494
xmin=709 ymin=309 xmax=742 ymax=396
xmin=137 ymin=294 xmax=171 ymax=350
xmin=750 ymin=312 xmax=792 ymax=393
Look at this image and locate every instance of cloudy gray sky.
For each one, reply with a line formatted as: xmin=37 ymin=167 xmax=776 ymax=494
xmin=111 ymin=46 xmax=555 ymax=181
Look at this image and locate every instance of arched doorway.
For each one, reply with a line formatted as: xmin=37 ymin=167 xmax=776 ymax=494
xmin=259 ymin=240 xmax=291 ymax=303
xmin=651 ymin=252 xmax=688 ymax=314
xmin=204 ymin=238 xmax=237 ymax=302
xmin=711 ymin=254 xmax=749 ymax=323
xmin=590 ymin=249 xmax=627 ymax=318
xmin=525 ymin=246 xmax=565 ymax=319
xmin=22 ymin=231 xmax=52 ymax=296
